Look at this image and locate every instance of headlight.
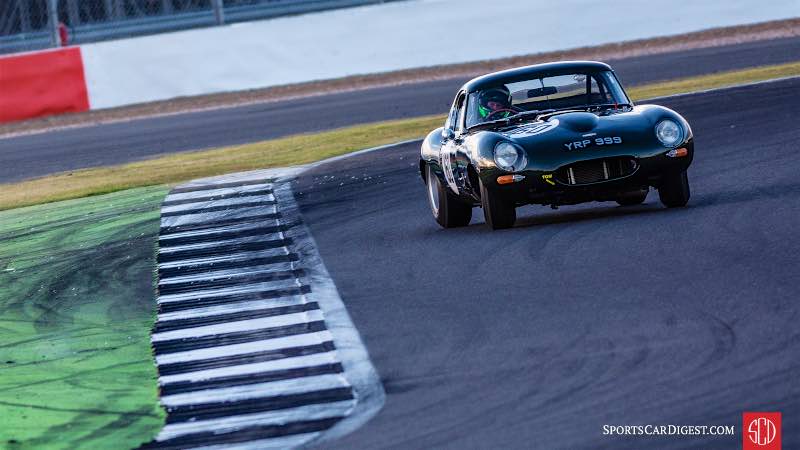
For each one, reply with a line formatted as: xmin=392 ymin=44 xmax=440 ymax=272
xmin=655 ymin=119 xmax=683 ymax=147
xmin=493 ymin=142 xmax=527 ymax=172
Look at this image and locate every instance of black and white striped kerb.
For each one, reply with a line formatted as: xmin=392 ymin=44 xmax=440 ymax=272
xmin=143 ymin=170 xmax=384 ymax=449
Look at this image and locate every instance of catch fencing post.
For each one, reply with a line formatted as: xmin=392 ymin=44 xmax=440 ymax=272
xmin=211 ymin=0 xmax=226 ymax=25
xmin=47 ymin=0 xmax=62 ymax=47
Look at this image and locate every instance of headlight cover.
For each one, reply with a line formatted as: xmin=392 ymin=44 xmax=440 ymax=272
xmin=655 ymin=119 xmax=684 ymax=148
xmin=493 ymin=141 xmax=527 ymax=172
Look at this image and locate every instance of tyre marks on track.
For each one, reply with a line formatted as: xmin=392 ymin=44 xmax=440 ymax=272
xmin=142 ymin=170 xmax=383 ymax=449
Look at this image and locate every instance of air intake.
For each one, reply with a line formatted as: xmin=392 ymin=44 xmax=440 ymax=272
xmin=558 ymin=157 xmax=637 ymax=185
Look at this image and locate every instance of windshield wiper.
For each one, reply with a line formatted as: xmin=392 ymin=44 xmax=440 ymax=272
xmin=466 ymin=117 xmax=512 ymax=131
xmin=577 ymin=102 xmax=632 ymax=111
xmin=536 ymin=109 xmax=587 ymax=120
xmin=536 ymin=103 xmax=633 ymax=120
xmin=509 ymin=109 xmax=555 ymax=122
xmin=467 ymin=109 xmax=555 ymax=131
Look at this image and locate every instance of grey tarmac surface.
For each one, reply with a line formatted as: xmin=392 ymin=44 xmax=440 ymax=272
xmin=2 ymin=36 xmax=800 ymax=183
xmin=293 ymin=77 xmax=800 ymax=448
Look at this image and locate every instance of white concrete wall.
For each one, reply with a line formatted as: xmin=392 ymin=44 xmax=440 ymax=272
xmin=81 ymin=0 xmax=800 ymax=109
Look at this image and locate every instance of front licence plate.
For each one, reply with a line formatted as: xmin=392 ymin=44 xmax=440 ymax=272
xmin=564 ymin=136 xmax=623 ymax=150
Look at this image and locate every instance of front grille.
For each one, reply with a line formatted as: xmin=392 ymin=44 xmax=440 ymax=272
xmin=557 ymin=157 xmax=637 ymax=185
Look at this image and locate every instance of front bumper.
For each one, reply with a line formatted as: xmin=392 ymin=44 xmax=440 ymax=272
xmin=480 ymin=141 xmax=694 ymax=206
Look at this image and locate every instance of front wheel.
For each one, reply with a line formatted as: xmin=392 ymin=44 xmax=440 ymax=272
xmin=479 ymin=179 xmax=516 ymax=230
xmin=426 ymin=164 xmax=472 ymax=228
xmin=658 ymin=170 xmax=691 ymax=207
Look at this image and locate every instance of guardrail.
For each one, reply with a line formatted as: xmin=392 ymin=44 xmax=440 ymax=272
xmin=0 ymin=0 xmax=396 ymax=54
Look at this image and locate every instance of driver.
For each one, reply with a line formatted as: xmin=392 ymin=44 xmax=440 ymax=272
xmin=477 ymin=86 xmax=516 ymax=121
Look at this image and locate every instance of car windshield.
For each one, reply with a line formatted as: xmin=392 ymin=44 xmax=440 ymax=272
xmin=465 ymin=70 xmax=629 ymax=128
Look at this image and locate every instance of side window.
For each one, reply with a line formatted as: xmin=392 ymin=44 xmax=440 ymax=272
xmin=444 ymin=106 xmax=455 ymax=132
xmin=444 ymin=92 xmax=463 ymax=133
xmin=454 ymin=94 xmax=466 ymax=133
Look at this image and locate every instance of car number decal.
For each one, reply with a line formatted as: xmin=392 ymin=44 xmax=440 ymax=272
xmin=506 ymin=119 xmax=559 ymax=137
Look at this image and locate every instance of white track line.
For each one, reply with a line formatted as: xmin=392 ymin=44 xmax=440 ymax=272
xmin=155 ymin=330 xmax=334 ymax=365
xmin=158 ymin=263 xmax=295 ymax=285
xmin=162 ymin=205 xmax=278 ymax=227
xmin=162 ymin=193 xmax=276 ymax=215
xmin=165 ymin=183 xmax=274 ymax=202
xmin=156 ymin=399 xmax=356 ymax=441
xmin=161 ymin=373 xmax=350 ymax=407
xmin=152 ymin=310 xmax=324 ymax=342
xmin=157 ymin=248 xmax=289 ymax=270
xmin=160 ymin=220 xmax=281 ymax=241
xmin=158 ymin=233 xmax=284 ymax=253
xmin=159 ymin=350 xmax=340 ymax=385
xmin=157 ymin=278 xmax=301 ymax=305
xmin=157 ymin=296 xmax=308 ymax=322
xmin=188 ymin=432 xmax=319 ymax=450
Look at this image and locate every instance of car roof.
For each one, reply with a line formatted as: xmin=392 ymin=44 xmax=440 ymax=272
xmin=461 ymin=61 xmax=614 ymax=93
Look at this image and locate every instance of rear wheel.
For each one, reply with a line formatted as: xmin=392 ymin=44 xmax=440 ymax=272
xmin=658 ymin=170 xmax=691 ymax=207
xmin=616 ymin=188 xmax=648 ymax=206
xmin=479 ymin=179 xmax=516 ymax=230
xmin=426 ymin=164 xmax=472 ymax=228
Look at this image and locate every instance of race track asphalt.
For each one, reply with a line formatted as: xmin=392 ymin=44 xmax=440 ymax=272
xmin=293 ymin=77 xmax=800 ymax=449
xmin=2 ymin=36 xmax=800 ymax=183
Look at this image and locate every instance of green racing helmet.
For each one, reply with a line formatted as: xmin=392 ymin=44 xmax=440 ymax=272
xmin=478 ymin=86 xmax=513 ymax=119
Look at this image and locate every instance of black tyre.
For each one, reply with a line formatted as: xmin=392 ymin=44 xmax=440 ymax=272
xmin=658 ymin=170 xmax=691 ymax=207
xmin=616 ymin=188 xmax=648 ymax=206
xmin=425 ymin=164 xmax=472 ymax=228
xmin=479 ymin=179 xmax=516 ymax=230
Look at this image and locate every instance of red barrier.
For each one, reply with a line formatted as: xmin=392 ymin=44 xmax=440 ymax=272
xmin=0 ymin=47 xmax=90 ymax=123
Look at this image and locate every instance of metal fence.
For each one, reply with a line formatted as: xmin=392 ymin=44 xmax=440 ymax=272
xmin=1 ymin=0 xmax=394 ymax=54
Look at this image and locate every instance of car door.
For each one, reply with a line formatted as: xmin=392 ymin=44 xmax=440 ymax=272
xmin=440 ymin=92 xmax=465 ymax=194
xmin=451 ymin=93 xmax=471 ymax=192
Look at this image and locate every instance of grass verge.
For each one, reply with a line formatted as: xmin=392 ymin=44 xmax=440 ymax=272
xmin=626 ymin=60 xmax=800 ymax=99
xmin=2 ymin=61 xmax=799 ymax=211
xmin=0 ymin=186 xmax=168 ymax=449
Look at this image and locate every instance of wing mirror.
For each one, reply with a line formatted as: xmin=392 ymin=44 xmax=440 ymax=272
xmin=442 ymin=128 xmax=455 ymax=140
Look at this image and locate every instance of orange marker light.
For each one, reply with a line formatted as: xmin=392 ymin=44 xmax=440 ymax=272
xmin=497 ymin=174 xmax=525 ymax=185
xmin=666 ymin=147 xmax=688 ymax=158
xmin=497 ymin=175 xmax=515 ymax=185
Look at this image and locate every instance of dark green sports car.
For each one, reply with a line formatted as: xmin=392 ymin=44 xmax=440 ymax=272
xmin=420 ymin=61 xmax=693 ymax=230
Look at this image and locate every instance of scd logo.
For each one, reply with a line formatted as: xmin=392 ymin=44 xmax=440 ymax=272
xmin=743 ymin=412 xmax=781 ymax=450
